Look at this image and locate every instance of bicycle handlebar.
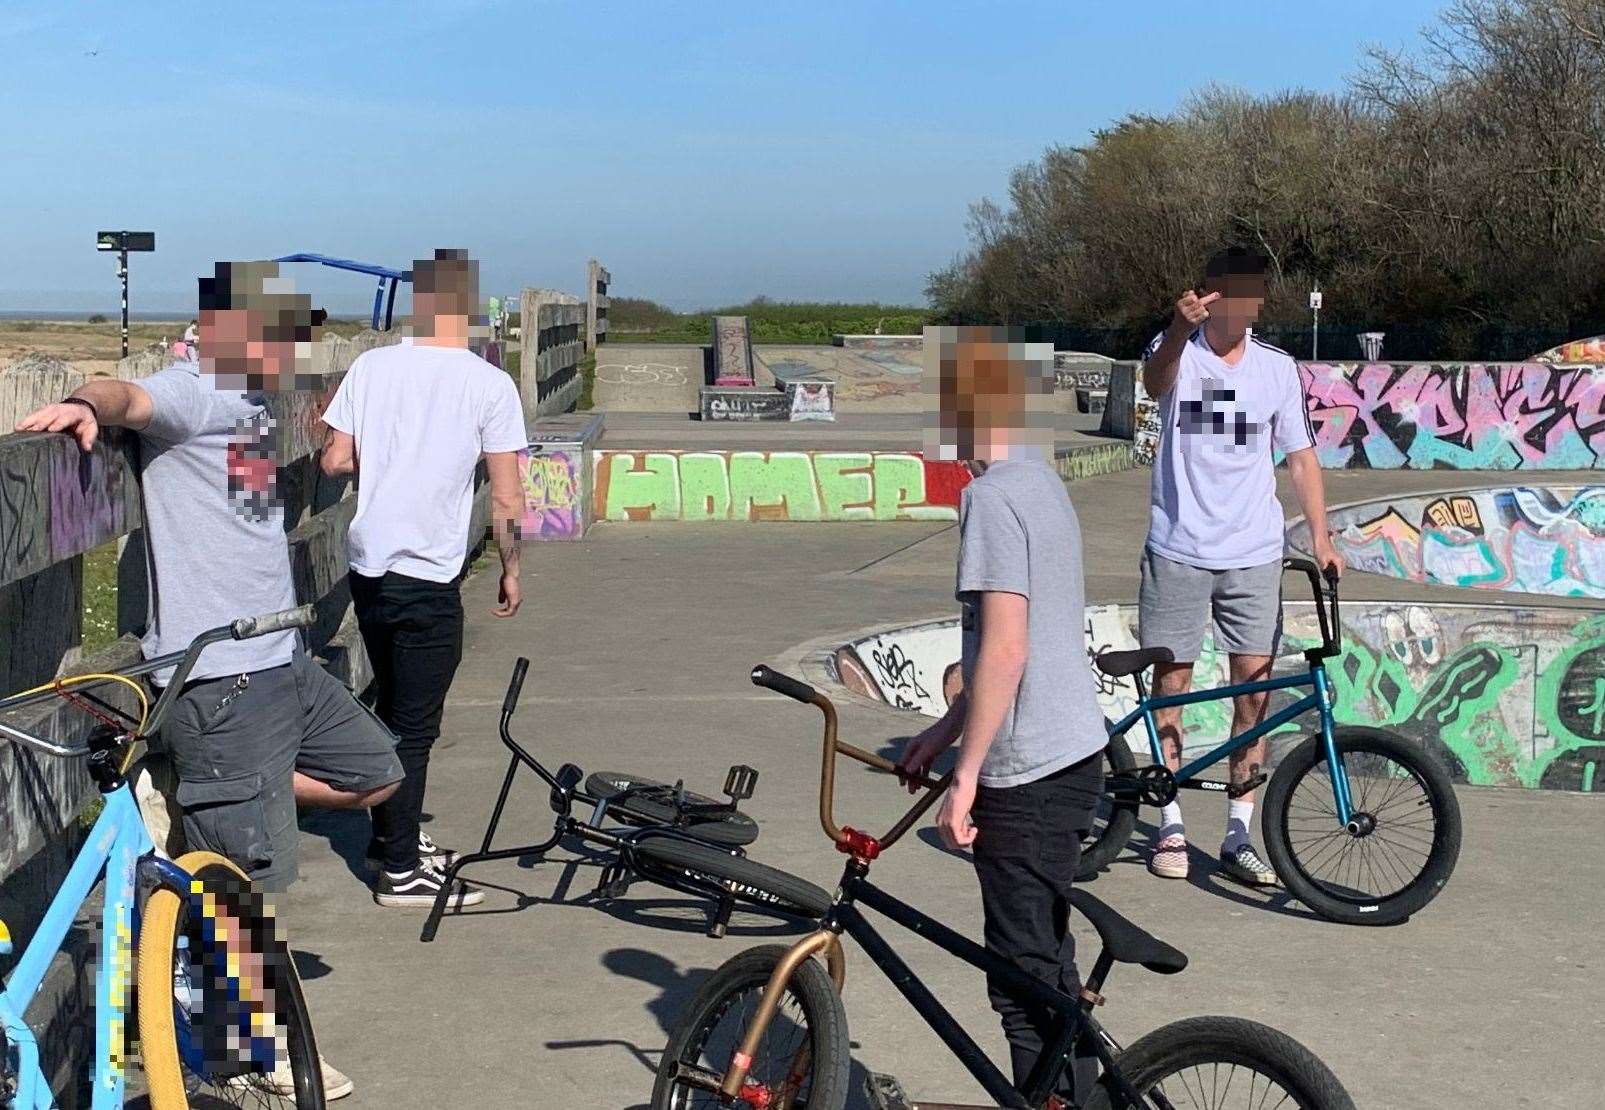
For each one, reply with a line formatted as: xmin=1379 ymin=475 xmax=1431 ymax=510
xmin=230 ymin=604 xmax=315 ymax=641
xmin=503 ymin=657 xmax=530 ymax=716
xmin=750 ymin=664 xmax=949 ymax=856
xmin=1282 ymin=556 xmax=1342 ymax=657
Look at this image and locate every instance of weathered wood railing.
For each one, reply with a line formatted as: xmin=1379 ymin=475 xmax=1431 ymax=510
xmin=519 ymin=287 xmax=584 ymax=423
xmin=0 ymin=329 xmax=490 ymax=1100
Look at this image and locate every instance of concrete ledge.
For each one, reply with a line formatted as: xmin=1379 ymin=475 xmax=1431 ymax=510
xmin=520 ymin=413 xmax=605 ymax=540
xmin=1054 ymin=441 xmax=1136 ymax=483
xmin=832 ymin=334 xmax=923 ymax=351
xmin=700 ymin=385 xmax=789 ymax=421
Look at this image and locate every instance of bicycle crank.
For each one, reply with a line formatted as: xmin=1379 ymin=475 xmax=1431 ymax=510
xmin=866 ymin=1073 xmax=1019 ymax=1110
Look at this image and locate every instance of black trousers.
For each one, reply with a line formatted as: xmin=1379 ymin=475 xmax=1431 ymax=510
xmin=971 ymin=750 xmax=1105 ymax=1104
xmin=350 ymin=570 xmax=465 ymax=873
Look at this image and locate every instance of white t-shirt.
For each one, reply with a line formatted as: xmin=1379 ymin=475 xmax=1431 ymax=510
xmin=322 ymin=340 xmax=528 ymax=583
xmin=1143 ymin=329 xmax=1313 ymax=570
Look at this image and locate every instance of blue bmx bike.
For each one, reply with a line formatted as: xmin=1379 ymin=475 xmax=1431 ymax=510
xmin=0 ymin=607 xmax=324 ymax=1109
xmin=1080 ymin=558 xmax=1463 ymax=926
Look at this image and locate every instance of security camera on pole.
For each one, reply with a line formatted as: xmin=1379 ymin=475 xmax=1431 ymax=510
xmin=95 ymin=230 xmax=155 ymax=358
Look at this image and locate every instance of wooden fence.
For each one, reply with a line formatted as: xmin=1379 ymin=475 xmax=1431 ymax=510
xmin=519 ymin=288 xmax=584 ymax=423
xmin=0 ymin=330 xmax=490 ymax=1100
xmin=586 ymin=260 xmax=610 ymax=353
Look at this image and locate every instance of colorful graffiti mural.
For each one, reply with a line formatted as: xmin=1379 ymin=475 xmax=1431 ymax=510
xmin=1290 ymin=486 xmax=1605 ymax=598
xmin=518 ymin=448 xmax=583 ymax=539
xmin=835 ymin=601 xmax=1605 ymax=791
xmin=591 ymin=451 xmax=972 ymax=523
xmin=1534 ymin=335 xmax=1605 ymax=365
xmin=1130 ymin=362 xmax=1605 ymax=469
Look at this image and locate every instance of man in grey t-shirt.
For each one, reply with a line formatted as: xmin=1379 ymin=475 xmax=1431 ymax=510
xmin=1139 ymin=246 xmax=1342 ymax=888
xmin=898 ymin=327 xmax=1106 ymax=1103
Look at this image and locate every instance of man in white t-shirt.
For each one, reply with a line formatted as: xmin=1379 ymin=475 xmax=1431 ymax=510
xmin=1138 ymin=246 xmax=1342 ymax=888
xmin=321 ymin=249 xmax=529 ymax=908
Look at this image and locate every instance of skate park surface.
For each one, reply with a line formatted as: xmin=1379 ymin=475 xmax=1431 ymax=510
xmin=274 ymin=463 xmax=1601 ymax=1110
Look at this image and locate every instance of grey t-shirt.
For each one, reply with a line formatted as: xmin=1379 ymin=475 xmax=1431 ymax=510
xmin=137 ymin=364 xmax=296 ymax=684
xmin=957 ymin=454 xmax=1106 ymax=788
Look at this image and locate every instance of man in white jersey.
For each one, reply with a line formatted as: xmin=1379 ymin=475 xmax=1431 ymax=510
xmin=1138 ymin=247 xmax=1342 ymax=887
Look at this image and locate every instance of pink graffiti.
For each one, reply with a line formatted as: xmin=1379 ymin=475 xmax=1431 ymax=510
xmin=1300 ymin=363 xmax=1605 ymax=469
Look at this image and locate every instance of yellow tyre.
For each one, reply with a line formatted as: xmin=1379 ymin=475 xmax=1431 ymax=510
xmin=136 ymin=850 xmax=324 ymax=1108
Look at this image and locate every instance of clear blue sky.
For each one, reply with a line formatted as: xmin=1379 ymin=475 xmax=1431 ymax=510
xmin=0 ymin=1 xmax=1445 ymax=315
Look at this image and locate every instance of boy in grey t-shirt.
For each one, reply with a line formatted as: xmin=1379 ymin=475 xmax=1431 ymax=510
xmin=1139 ymin=246 xmax=1342 ymax=888
xmin=898 ymin=326 xmax=1106 ymax=1102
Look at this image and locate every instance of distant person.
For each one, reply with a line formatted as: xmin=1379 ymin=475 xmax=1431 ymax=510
xmin=183 ymin=317 xmax=198 ymax=348
xmin=320 ymin=248 xmax=529 ymax=908
xmin=898 ymin=326 xmax=1106 ymax=1104
xmin=1137 ymin=246 xmax=1342 ymax=887
xmin=15 ymin=261 xmax=403 ymax=1100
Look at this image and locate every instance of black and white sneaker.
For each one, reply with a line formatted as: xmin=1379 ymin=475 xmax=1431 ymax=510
xmin=373 ymin=862 xmax=485 ymax=909
xmin=365 ymin=830 xmax=460 ymax=871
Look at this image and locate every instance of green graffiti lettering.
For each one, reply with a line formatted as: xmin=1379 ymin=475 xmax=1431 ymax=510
xmin=728 ymin=452 xmax=822 ymax=521
xmin=814 ymin=453 xmax=875 ymax=520
xmin=873 ymin=454 xmax=937 ymax=520
xmin=679 ymin=452 xmax=732 ymax=521
xmin=600 ymin=452 xmax=680 ymax=521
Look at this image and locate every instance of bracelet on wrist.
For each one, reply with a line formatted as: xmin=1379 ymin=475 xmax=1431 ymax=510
xmin=60 ymin=396 xmax=99 ymax=422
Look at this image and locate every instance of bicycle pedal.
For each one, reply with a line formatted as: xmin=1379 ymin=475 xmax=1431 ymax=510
xmin=865 ymin=1073 xmax=911 ymax=1110
xmin=724 ymin=764 xmax=758 ymax=803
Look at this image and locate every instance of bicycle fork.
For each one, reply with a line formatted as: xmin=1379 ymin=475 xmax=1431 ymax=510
xmin=1313 ymin=666 xmax=1355 ymax=827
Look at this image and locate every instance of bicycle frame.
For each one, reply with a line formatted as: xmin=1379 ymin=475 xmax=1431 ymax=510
xmin=0 ymin=786 xmax=191 ymax=1109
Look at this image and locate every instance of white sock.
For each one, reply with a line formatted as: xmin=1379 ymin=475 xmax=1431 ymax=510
xmin=1222 ymin=799 xmax=1254 ymax=853
xmin=1158 ymin=802 xmax=1184 ymax=841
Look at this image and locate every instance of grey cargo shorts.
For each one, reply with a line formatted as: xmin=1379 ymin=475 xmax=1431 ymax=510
xmin=158 ymin=650 xmax=403 ymax=891
xmin=1138 ymin=547 xmax=1283 ymax=662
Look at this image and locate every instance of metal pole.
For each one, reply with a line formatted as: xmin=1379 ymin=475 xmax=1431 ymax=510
xmin=119 ymin=248 xmax=130 ymax=358
xmin=1311 ymin=281 xmax=1320 ymax=362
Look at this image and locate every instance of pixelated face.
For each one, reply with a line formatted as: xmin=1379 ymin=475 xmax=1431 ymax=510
xmin=410 ymin=251 xmax=487 ymax=339
xmin=1201 ymin=274 xmax=1266 ymax=331
xmin=923 ymin=326 xmax=1053 ymax=462
xmin=199 ymin=304 xmax=322 ymax=393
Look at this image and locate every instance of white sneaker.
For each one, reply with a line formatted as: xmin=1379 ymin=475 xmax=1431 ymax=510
xmin=373 ymin=862 xmax=485 ymax=909
xmin=227 ymin=1054 xmax=355 ymax=1100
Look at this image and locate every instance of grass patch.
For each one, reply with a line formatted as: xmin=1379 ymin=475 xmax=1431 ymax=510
xmin=577 ymin=352 xmax=596 ymax=411
xmin=606 ymin=298 xmax=930 ymax=345
xmin=82 ymin=540 xmax=120 ymax=655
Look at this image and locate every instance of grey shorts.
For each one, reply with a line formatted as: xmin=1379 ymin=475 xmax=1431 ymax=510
xmin=1138 ymin=548 xmax=1282 ymax=663
xmin=158 ymin=650 xmax=403 ymax=891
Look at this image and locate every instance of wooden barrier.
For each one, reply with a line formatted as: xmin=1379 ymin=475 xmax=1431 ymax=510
xmin=586 ymin=260 xmax=610 ymax=353
xmin=518 ymin=288 xmax=583 ymax=423
xmin=0 ymin=329 xmax=495 ymax=1098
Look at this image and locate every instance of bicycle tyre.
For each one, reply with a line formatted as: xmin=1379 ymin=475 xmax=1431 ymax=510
xmin=1262 ymin=727 xmax=1461 ymax=926
xmin=1085 ymin=1015 xmax=1355 ymax=1110
xmin=630 ymin=837 xmax=833 ymax=920
xmin=586 ymin=771 xmax=760 ymax=848
xmin=652 ymin=943 xmax=850 ymax=1110
xmin=137 ymin=851 xmax=323 ymax=1109
xmin=1076 ymin=738 xmax=1140 ymax=880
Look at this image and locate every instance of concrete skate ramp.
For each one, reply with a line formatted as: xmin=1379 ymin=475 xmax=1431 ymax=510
xmin=824 ymin=602 xmax=1605 ymax=791
xmin=591 ymin=345 xmax=704 ymax=413
xmin=756 ymin=345 xmax=925 ymax=411
xmin=1288 ymin=485 xmax=1605 ymax=598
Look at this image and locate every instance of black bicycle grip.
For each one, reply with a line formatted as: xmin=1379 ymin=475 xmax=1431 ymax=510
xmin=230 ymin=604 xmax=315 ymax=640
xmin=750 ymin=665 xmax=817 ymax=704
xmin=503 ymin=657 xmax=530 ymax=716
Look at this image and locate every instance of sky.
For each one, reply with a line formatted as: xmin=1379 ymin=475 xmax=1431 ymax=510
xmin=0 ymin=0 xmax=1447 ymax=315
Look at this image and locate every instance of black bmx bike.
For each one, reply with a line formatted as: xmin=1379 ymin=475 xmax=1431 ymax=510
xmin=421 ymin=658 xmax=833 ymax=943
xmin=649 ymin=666 xmax=1356 ymax=1110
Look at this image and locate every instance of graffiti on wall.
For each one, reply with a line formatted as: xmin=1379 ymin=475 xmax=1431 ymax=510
xmin=838 ymin=601 xmax=1605 ymax=791
xmin=1130 ymin=362 xmax=1605 ymax=470
xmin=1301 ymin=362 xmax=1605 ymax=469
xmin=1292 ymin=486 xmax=1605 ymax=598
xmin=518 ymin=448 xmax=581 ymax=539
xmin=592 ymin=451 xmax=972 ymax=522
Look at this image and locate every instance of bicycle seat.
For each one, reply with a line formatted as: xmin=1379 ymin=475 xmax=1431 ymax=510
xmin=1094 ymin=647 xmax=1175 ymax=679
xmin=1068 ymin=889 xmax=1187 ymax=974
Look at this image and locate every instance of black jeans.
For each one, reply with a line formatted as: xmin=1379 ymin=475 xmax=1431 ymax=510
xmin=350 ymin=570 xmax=465 ymax=872
xmin=971 ymin=750 xmax=1105 ymax=1104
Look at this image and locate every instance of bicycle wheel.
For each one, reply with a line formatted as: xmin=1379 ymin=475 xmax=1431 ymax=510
xmin=630 ymin=836 xmax=833 ymax=921
xmin=1077 ymin=738 xmax=1139 ymax=880
xmin=586 ymin=771 xmax=760 ymax=848
xmin=1262 ymin=727 xmax=1461 ymax=926
xmin=1086 ymin=1015 xmax=1355 ymax=1110
xmin=137 ymin=851 xmax=323 ymax=1109
xmin=652 ymin=943 xmax=850 ymax=1110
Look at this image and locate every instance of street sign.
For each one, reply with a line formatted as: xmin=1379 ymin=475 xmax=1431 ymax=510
xmin=1309 ymin=290 xmax=1323 ymax=310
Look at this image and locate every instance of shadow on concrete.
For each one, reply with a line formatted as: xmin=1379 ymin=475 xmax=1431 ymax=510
xmin=592 ymin=948 xmax=880 ymax=1110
